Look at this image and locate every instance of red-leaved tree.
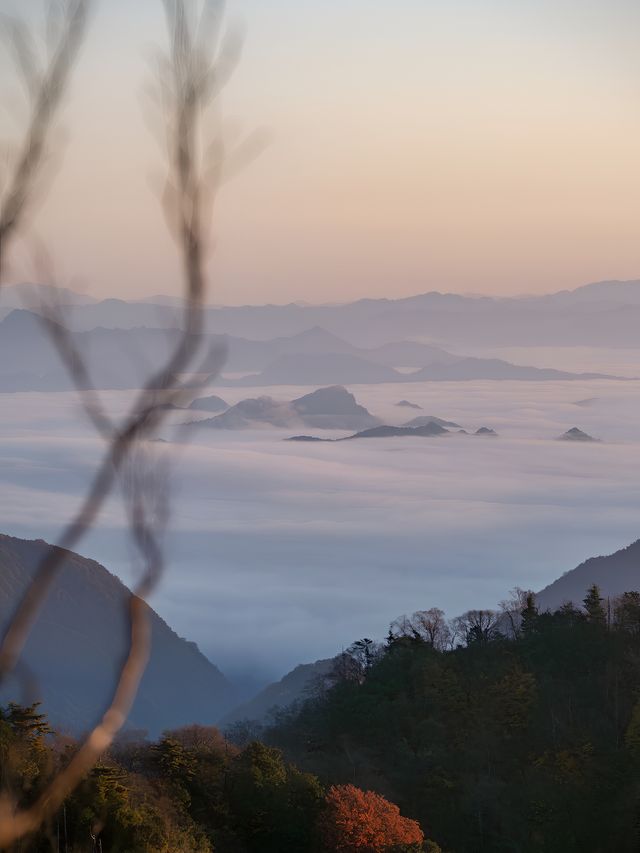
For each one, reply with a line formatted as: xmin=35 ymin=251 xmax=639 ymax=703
xmin=320 ymin=783 xmax=425 ymax=852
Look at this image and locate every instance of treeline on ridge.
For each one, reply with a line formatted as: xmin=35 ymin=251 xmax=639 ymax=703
xmin=5 ymin=584 xmax=640 ymax=852
xmin=263 ymin=585 xmax=640 ymax=853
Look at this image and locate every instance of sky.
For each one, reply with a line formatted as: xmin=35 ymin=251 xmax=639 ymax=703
xmin=3 ymin=0 xmax=640 ymax=303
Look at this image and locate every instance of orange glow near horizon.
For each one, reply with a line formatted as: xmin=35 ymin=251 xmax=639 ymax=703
xmin=3 ymin=0 xmax=640 ymax=304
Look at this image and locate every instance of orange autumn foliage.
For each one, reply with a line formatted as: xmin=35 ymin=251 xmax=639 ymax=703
xmin=320 ymin=783 xmax=425 ymax=852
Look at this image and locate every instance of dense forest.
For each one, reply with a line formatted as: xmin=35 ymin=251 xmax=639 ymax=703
xmin=267 ymin=585 xmax=640 ymax=852
xmin=0 ymin=705 xmax=428 ymax=852
xmin=5 ymin=584 xmax=640 ymax=852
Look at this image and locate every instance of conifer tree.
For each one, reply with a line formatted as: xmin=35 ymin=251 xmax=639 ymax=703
xmin=520 ymin=592 xmax=539 ymax=635
xmin=583 ymin=584 xmax=607 ymax=625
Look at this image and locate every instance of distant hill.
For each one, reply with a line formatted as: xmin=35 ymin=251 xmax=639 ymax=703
xmin=346 ymin=422 xmax=449 ymax=439
xmin=288 ymin=420 xmax=451 ymax=442
xmin=188 ymin=394 xmax=229 ymax=412
xmin=402 ymin=415 xmax=462 ymax=429
xmin=537 ymin=540 xmax=640 ymax=612
xmin=290 ymin=386 xmax=379 ymax=429
xmin=187 ymin=386 xmax=380 ymax=431
xmin=221 ymin=658 xmax=334 ymax=728
xmin=0 ymin=535 xmax=234 ymax=736
xmin=558 ymin=427 xmax=598 ymax=442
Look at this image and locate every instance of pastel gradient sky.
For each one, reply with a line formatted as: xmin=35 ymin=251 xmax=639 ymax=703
xmin=4 ymin=0 xmax=640 ymax=303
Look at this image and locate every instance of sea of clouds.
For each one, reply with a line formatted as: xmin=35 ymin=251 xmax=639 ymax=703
xmin=3 ymin=366 xmax=640 ymax=686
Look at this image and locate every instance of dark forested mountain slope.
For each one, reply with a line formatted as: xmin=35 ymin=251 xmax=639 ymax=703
xmin=267 ymin=590 xmax=640 ymax=852
xmin=0 ymin=534 xmax=234 ymax=735
xmin=537 ymin=538 xmax=640 ymax=611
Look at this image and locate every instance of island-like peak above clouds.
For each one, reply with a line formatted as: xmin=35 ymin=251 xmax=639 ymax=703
xmin=346 ymin=422 xmax=449 ymax=439
xmin=288 ymin=420 xmax=453 ymax=442
xmin=402 ymin=415 xmax=462 ymax=429
xmin=292 ymin=385 xmax=372 ymax=417
xmin=187 ymin=386 xmax=380 ymax=431
xmin=559 ymin=427 xmax=599 ymax=442
xmin=188 ymin=394 xmax=229 ymax=412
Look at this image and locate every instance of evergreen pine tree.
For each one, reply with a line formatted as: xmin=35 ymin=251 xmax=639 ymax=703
xmin=520 ymin=592 xmax=539 ymax=635
xmin=583 ymin=584 xmax=607 ymax=626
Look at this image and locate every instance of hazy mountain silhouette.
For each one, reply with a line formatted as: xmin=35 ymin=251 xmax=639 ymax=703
xmin=188 ymin=394 xmax=229 ymax=412
xmin=0 ymin=535 xmax=234 ymax=735
xmin=537 ymin=539 xmax=640 ymax=611
xmin=38 ymin=279 xmax=640 ymax=347
xmin=346 ymin=422 xmax=449 ymax=439
xmin=402 ymin=415 xmax=462 ymax=429
xmin=409 ymin=358 xmax=611 ymax=382
xmin=0 ymin=283 xmax=97 ymax=318
xmin=187 ymin=386 xmax=380 ymax=431
xmin=0 ymin=309 xmax=623 ymax=392
xmin=220 ymin=658 xmax=334 ymax=728
xmin=288 ymin=420 xmax=450 ymax=441
xmin=221 ymin=352 xmax=616 ymax=387
xmin=558 ymin=427 xmax=598 ymax=442
xmin=226 ymin=353 xmax=402 ymax=386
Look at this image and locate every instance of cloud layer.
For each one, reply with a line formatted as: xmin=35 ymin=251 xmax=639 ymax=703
xmin=3 ymin=374 xmax=640 ymax=683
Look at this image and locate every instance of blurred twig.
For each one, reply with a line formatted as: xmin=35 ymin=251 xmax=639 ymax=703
xmin=0 ymin=0 xmax=89 ymax=283
xmin=0 ymin=1 xmax=243 ymax=845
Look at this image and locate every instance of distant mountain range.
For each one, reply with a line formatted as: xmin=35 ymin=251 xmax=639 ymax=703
xmin=0 ymin=309 xmax=618 ymax=392
xmin=7 ymin=278 xmax=640 ymax=347
xmin=0 ymin=535 xmax=235 ymax=736
xmin=222 ymin=351 xmax=614 ymax=386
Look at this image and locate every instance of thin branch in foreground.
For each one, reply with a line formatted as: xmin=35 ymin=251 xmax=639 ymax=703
xmin=0 ymin=1 xmax=241 ymax=845
xmin=0 ymin=0 xmax=90 ymax=283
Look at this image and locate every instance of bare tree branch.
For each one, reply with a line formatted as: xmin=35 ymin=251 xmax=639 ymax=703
xmin=0 ymin=0 xmax=90 ymax=282
xmin=0 ymin=1 xmax=244 ymax=845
